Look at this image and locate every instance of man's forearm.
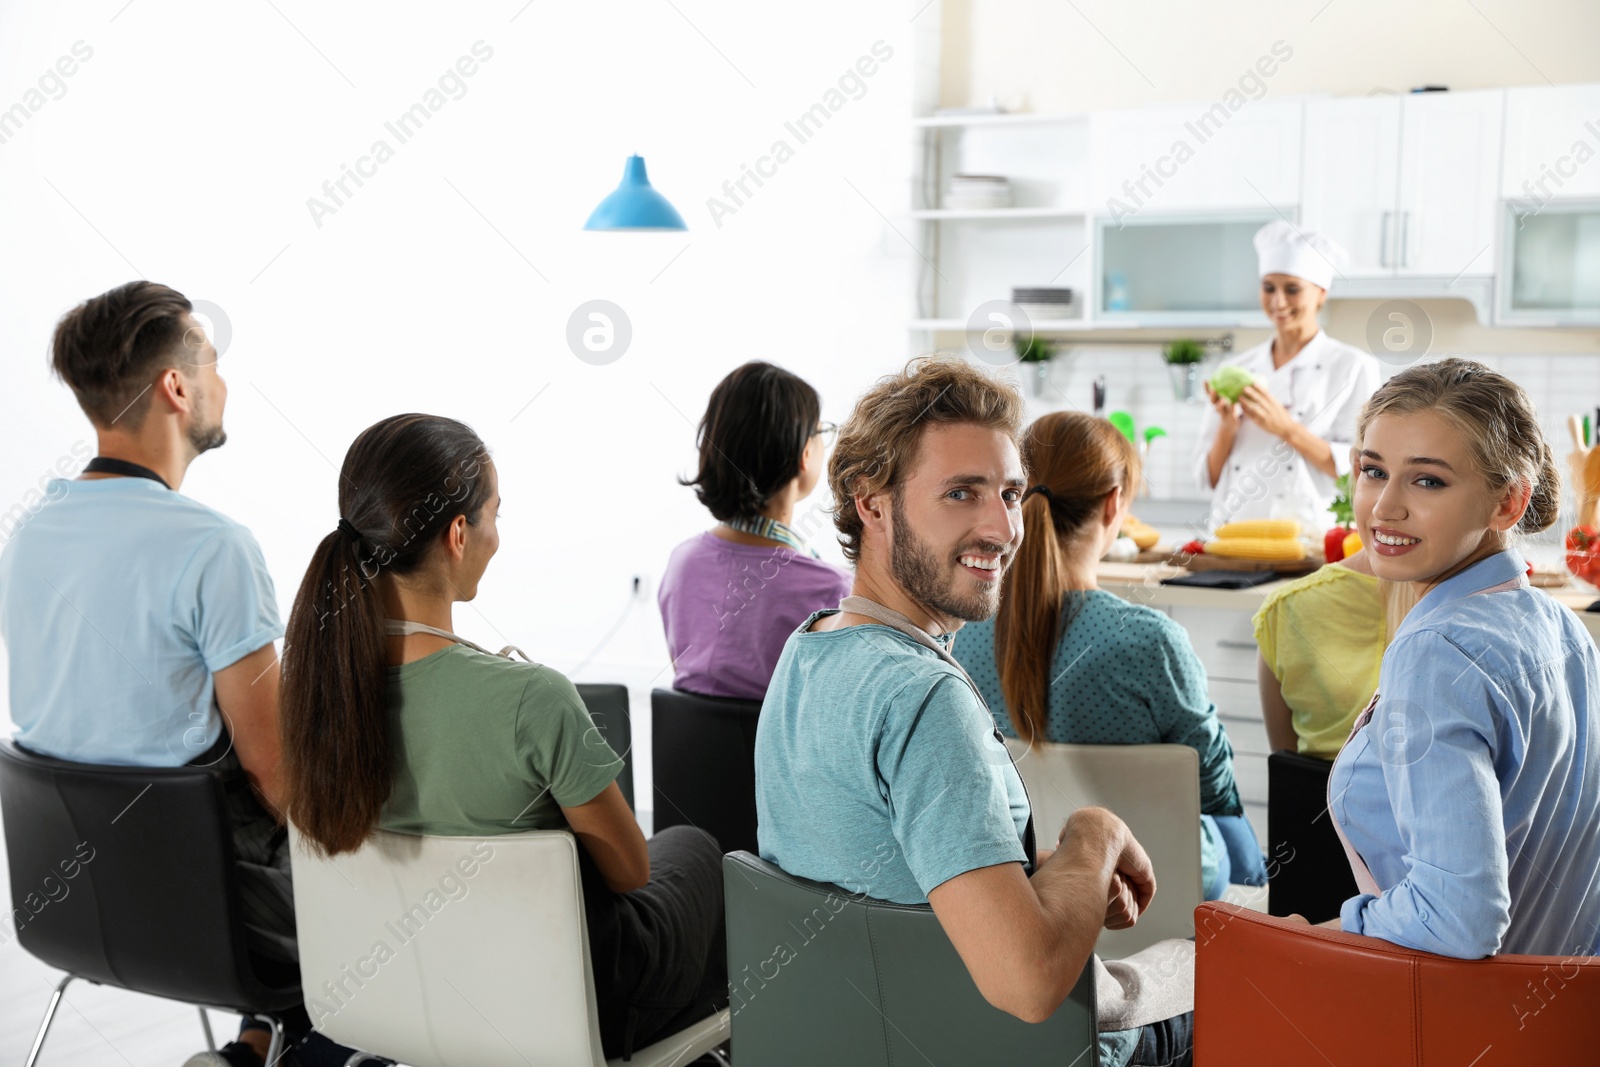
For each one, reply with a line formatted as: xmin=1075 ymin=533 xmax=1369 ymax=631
xmin=1030 ymin=814 xmax=1121 ymax=983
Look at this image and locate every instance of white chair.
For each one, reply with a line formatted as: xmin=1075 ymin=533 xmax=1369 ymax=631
xmin=288 ymin=827 xmax=729 ymax=1067
xmin=1004 ymin=740 xmax=1202 ymax=957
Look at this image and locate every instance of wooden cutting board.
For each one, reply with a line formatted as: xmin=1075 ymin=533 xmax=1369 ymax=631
xmin=1165 ymin=550 xmax=1319 ymax=576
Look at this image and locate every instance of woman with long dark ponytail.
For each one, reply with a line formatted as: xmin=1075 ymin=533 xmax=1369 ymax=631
xmin=280 ymin=414 xmax=727 ymax=1060
xmin=952 ymin=410 xmax=1265 ymax=899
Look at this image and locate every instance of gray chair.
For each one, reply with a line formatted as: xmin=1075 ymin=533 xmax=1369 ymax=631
xmin=723 ymin=851 xmax=1098 ymax=1066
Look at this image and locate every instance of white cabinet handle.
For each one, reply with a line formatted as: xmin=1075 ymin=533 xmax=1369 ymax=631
xmin=1399 ymin=210 xmax=1410 ymax=268
xmin=1380 ymin=210 xmax=1392 ymax=268
xmin=1217 ymin=639 xmax=1258 ymax=649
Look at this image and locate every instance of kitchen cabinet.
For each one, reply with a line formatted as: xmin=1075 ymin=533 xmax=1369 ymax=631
xmin=1302 ymin=90 xmax=1503 ymax=278
xmin=1499 ymin=199 xmax=1600 ymax=325
xmin=1496 ymin=84 xmax=1600 ymax=324
xmin=1089 ymin=99 xmax=1303 ymax=215
xmin=1094 ymin=213 xmax=1275 ymax=323
xmin=1500 ymin=84 xmax=1600 ymax=202
xmin=1300 ymin=96 xmax=1400 ymax=275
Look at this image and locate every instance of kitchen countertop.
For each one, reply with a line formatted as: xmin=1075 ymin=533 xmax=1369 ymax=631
xmin=1096 ymin=558 xmax=1600 ymax=642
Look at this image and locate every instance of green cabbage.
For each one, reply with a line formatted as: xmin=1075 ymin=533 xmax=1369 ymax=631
xmin=1210 ymin=365 xmax=1260 ymax=403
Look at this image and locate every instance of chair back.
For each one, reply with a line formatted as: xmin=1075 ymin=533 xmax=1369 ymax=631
xmin=289 ymin=827 xmax=604 ymax=1066
xmin=1006 ymin=739 xmax=1202 ymax=955
xmin=723 ymin=851 xmax=1095 ymax=1066
xmin=0 ymin=741 xmax=298 ymax=1012
xmin=1266 ymin=750 xmax=1358 ymax=922
xmin=1194 ymin=901 xmax=1600 ymax=1065
xmin=574 ymin=683 xmax=634 ymax=809
xmin=651 ymin=688 xmax=760 ymax=854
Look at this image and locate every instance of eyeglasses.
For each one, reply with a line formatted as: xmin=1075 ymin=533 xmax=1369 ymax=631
xmin=813 ymin=421 xmax=838 ymax=446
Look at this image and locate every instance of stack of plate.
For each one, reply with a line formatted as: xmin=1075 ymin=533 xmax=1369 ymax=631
xmin=1011 ymin=287 xmax=1074 ymax=322
xmin=944 ymin=175 xmax=1011 ymax=210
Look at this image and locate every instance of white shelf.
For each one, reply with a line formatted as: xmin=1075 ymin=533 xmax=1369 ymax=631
xmin=910 ymin=318 xmax=1097 ymax=332
xmin=912 ymin=112 xmax=1086 ymax=129
xmin=910 ymin=207 xmax=1088 ymax=220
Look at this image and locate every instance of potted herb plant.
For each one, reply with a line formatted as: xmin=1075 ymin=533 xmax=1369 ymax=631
xmin=1015 ymin=334 xmax=1056 ymax=397
xmin=1161 ymin=338 xmax=1206 ymax=403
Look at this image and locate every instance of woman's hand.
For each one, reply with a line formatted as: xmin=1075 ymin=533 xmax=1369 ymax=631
xmin=1238 ymin=384 xmax=1296 ymax=439
xmin=1204 ymin=381 xmax=1241 ymax=436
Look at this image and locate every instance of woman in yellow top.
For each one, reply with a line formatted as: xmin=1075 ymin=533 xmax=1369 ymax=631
xmin=1253 ymin=550 xmax=1418 ymax=756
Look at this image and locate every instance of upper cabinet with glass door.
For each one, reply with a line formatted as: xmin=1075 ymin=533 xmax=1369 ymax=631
xmin=1498 ymin=84 xmax=1600 ymax=324
xmin=1302 ymin=90 xmax=1504 ymax=279
xmin=1085 ymin=99 xmax=1301 ymax=323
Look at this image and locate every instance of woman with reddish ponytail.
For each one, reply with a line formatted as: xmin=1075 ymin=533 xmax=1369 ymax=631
xmin=280 ymin=413 xmax=727 ymax=1061
xmin=953 ymin=410 xmax=1265 ymax=898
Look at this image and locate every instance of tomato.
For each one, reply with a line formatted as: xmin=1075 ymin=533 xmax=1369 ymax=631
xmin=1568 ymin=526 xmax=1600 ymax=585
xmin=1324 ymin=527 xmax=1349 ymax=564
xmin=1179 ymin=540 xmax=1206 ymax=556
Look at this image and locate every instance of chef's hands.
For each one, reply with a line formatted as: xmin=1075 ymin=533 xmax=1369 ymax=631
xmin=1238 ymin=384 xmax=1296 ymax=439
xmin=1203 ymin=382 xmax=1241 ymax=436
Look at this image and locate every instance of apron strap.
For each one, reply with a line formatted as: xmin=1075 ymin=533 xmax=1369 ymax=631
xmin=1329 ymin=691 xmax=1384 ymax=897
xmin=838 ymin=596 xmax=1038 ymax=870
xmin=384 ymin=619 xmax=532 ymax=663
xmin=1330 ymin=571 xmax=1525 ymax=898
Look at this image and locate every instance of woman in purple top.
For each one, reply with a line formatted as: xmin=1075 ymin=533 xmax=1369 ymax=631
xmin=658 ymin=361 xmax=853 ymax=699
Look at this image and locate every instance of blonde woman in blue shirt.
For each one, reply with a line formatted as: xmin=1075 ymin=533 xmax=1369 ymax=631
xmin=1321 ymin=358 xmax=1600 ymax=956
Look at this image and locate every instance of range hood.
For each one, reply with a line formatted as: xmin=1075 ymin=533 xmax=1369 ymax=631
xmin=1325 ymin=275 xmax=1495 ymax=323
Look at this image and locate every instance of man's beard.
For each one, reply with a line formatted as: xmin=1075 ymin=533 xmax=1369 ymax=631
xmin=889 ymin=490 xmax=1005 ymax=625
xmin=187 ymin=411 xmax=227 ymax=454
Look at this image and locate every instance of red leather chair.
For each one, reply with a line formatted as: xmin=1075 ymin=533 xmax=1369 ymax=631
xmin=1194 ymin=902 xmax=1600 ymax=1065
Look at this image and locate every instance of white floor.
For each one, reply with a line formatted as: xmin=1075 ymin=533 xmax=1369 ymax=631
xmin=0 ymin=917 xmax=237 ymax=1067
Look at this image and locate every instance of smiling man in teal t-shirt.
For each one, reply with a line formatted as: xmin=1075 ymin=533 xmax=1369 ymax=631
xmin=754 ymin=356 xmax=1195 ymax=1067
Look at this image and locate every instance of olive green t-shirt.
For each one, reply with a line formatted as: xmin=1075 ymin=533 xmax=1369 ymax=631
xmin=377 ymin=644 xmax=622 ymax=836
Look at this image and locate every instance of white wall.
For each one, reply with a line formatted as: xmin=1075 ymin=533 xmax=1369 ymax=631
xmin=0 ymin=3 xmax=916 ymax=737
xmin=941 ymin=0 xmax=1600 ymax=114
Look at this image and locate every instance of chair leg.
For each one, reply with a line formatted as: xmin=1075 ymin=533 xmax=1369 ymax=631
xmin=198 ymin=1008 xmax=217 ymax=1053
xmin=257 ymin=1014 xmax=284 ymax=1067
xmin=24 ymin=975 xmax=75 ymax=1067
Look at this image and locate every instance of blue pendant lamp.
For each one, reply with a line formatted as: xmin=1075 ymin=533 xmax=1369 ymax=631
xmin=584 ymin=155 xmax=687 ymax=231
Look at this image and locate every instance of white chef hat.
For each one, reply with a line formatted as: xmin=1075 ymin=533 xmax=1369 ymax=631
xmin=1254 ymin=219 xmax=1348 ymax=291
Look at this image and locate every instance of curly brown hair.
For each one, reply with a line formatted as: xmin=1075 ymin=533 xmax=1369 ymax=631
xmin=828 ymin=355 xmax=1025 ymax=563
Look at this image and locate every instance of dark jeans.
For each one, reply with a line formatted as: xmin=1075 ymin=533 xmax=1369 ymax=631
xmin=580 ymin=825 xmax=729 ymax=1060
xmin=1129 ymin=1011 xmax=1194 ymax=1067
xmin=199 ymin=740 xmax=354 ymax=1066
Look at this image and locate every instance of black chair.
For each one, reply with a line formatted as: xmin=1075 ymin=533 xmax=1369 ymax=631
xmin=575 ymin=683 xmax=634 ymax=810
xmin=1267 ymin=749 xmax=1360 ymax=922
xmin=651 ymin=688 xmax=761 ymax=855
xmin=0 ymin=742 xmax=301 ymax=1066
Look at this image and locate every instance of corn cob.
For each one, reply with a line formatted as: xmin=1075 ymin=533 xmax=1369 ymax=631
xmin=1205 ymin=537 xmax=1309 ymax=562
xmin=1214 ymin=519 xmax=1302 ymax=540
xmin=1121 ymin=519 xmax=1160 ymax=550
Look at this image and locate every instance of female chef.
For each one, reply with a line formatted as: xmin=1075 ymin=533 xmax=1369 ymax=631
xmin=1193 ymin=220 xmax=1380 ymax=531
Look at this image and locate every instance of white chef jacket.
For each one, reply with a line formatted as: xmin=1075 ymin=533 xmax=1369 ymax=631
xmin=1192 ymin=330 xmax=1380 ymax=533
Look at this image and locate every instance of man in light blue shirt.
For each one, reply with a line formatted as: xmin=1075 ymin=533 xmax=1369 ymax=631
xmin=1330 ymin=547 xmax=1600 ymax=958
xmin=0 ymin=282 xmax=342 ymax=1067
xmin=755 ymin=356 xmax=1194 ymax=1067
